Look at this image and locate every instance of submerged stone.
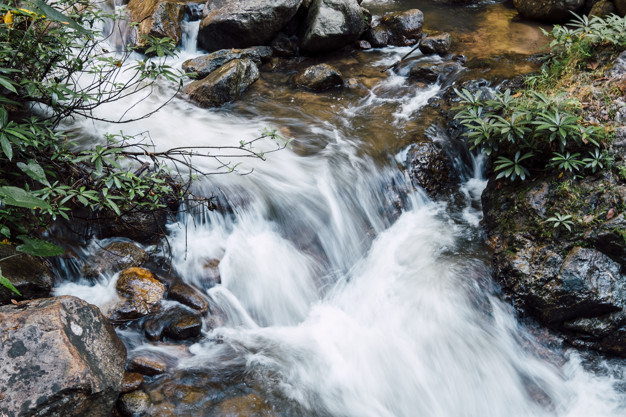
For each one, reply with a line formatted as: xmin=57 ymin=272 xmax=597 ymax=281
xmin=293 ymin=63 xmax=344 ymax=91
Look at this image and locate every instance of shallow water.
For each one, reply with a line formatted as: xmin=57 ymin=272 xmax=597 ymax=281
xmin=54 ymin=0 xmax=626 ymax=415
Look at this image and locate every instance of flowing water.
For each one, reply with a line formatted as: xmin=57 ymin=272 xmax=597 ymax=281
xmin=53 ymin=0 xmax=626 ymax=415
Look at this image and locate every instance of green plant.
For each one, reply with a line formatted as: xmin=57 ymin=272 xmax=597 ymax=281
xmin=549 ymin=152 xmax=584 ymax=173
xmin=545 ymin=213 xmax=575 ymax=232
xmin=495 ymin=151 xmax=533 ymax=181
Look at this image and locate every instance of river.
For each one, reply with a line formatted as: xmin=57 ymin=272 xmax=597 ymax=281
xmin=55 ymin=0 xmax=626 ymax=415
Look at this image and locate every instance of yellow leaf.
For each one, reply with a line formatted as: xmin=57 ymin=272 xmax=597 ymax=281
xmin=3 ymin=11 xmax=13 ymax=26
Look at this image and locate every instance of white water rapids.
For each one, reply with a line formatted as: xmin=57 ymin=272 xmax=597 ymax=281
xmin=55 ymin=1 xmax=626 ymax=415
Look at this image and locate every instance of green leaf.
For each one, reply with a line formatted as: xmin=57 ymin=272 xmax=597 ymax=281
xmin=0 ymin=133 xmax=13 ymax=161
xmin=0 ymin=268 xmax=22 ymax=296
xmin=26 ymin=0 xmax=90 ymax=34
xmin=17 ymin=160 xmax=50 ymax=186
xmin=0 ymin=186 xmax=51 ymax=210
xmin=0 ymin=226 xmax=10 ymax=237
xmin=16 ymin=236 xmax=64 ymax=257
xmin=0 ymin=75 xmax=17 ymax=94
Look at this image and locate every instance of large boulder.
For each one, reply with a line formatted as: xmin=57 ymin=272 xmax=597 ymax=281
xmin=0 ymin=296 xmax=126 ymax=417
xmin=127 ymin=0 xmax=187 ymax=48
xmin=293 ymin=63 xmax=343 ymax=90
xmin=183 ymin=58 xmax=260 ymax=107
xmin=182 ymin=47 xmax=272 ymax=79
xmin=197 ymin=0 xmax=303 ymax=52
xmin=405 ymin=141 xmax=458 ymax=197
xmin=0 ymin=244 xmax=53 ymax=305
xmin=512 ymin=0 xmax=585 ymax=22
xmin=483 ymin=176 xmax=626 ymax=356
xmin=300 ymin=0 xmax=365 ymax=53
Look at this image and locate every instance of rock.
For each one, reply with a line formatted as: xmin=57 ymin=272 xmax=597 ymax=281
xmin=117 ymin=390 xmax=151 ymax=416
xmin=364 ymin=24 xmax=390 ymax=47
xmin=610 ymin=50 xmax=626 ymax=78
xmin=300 ymin=0 xmax=365 ymax=53
xmin=589 ymin=0 xmax=616 ymax=16
xmin=616 ymin=0 xmax=626 ymax=16
xmin=184 ymin=58 xmax=260 ymax=108
xmin=0 ymin=296 xmax=126 ymax=417
xmin=0 ymin=244 xmax=53 ymax=305
xmin=182 ymin=47 xmax=272 ymax=79
xmin=380 ymin=9 xmax=424 ymax=46
xmin=293 ymin=63 xmax=343 ymax=91
xmin=185 ymin=1 xmax=205 ymax=21
xmin=121 ymin=372 xmax=144 ymax=393
xmin=419 ymin=32 xmax=452 ymax=56
xmin=128 ymin=355 xmax=168 ymax=376
xmin=197 ymin=0 xmax=303 ymax=52
xmin=405 ymin=141 xmax=458 ymax=196
xmin=168 ymin=281 xmax=210 ymax=312
xmin=214 ymin=394 xmax=277 ymax=417
xmin=113 ymin=267 xmax=166 ymax=320
xmin=82 ymin=241 xmax=148 ymax=278
xmin=270 ymin=32 xmax=299 ymax=57
xmin=144 ymin=305 xmax=203 ymax=340
xmin=355 ymin=39 xmax=371 ymax=49
xmin=409 ymin=63 xmax=440 ymax=82
xmin=95 ymin=208 xmax=170 ymax=243
xmin=127 ymin=0 xmax=186 ymax=49
xmin=512 ymin=0 xmax=585 ymax=22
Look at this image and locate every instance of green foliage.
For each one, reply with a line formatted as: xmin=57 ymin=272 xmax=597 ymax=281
xmin=0 ymin=0 xmax=287 ymax=293
xmin=545 ymin=213 xmax=575 ymax=232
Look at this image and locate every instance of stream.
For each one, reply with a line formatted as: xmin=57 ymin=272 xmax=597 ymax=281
xmin=54 ymin=0 xmax=626 ymax=415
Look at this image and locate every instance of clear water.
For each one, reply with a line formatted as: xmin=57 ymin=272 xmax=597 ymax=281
xmin=55 ymin=0 xmax=626 ymax=415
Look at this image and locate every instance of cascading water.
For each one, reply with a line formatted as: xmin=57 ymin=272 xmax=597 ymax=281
xmin=54 ymin=0 xmax=626 ymax=415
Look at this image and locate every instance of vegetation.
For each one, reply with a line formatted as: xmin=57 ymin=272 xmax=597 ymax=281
xmin=0 ymin=0 xmax=284 ymax=294
xmin=454 ymin=13 xmax=625 ymax=183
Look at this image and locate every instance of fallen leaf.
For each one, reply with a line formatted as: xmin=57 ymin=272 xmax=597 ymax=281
xmin=587 ymin=62 xmax=599 ymax=70
xmin=607 ymin=208 xmax=616 ymax=220
xmin=11 ymin=299 xmax=18 ymax=305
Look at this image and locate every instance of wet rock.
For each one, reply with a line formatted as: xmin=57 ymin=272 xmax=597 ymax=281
xmin=168 ymin=281 xmax=210 ymax=313
xmin=185 ymin=1 xmax=204 ymax=21
xmin=0 ymin=244 xmax=53 ymax=305
xmin=364 ymin=24 xmax=390 ymax=47
xmin=121 ymin=372 xmax=144 ymax=393
xmin=128 ymin=355 xmax=168 ymax=376
xmin=405 ymin=141 xmax=458 ymax=196
xmin=197 ymin=0 xmax=303 ymax=52
xmin=214 ymin=394 xmax=277 ymax=417
xmin=513 ymin=0 xmax=585 ymax=22
xmin=117 ymin=390 xmax=151 ymax=417
xmin=127 ymin=0 xmax=186 ymax=49
xmin=409 ymin=63 xmax=440 ymax=82
xmin=293 ymin=63 xmax=343 ymax=91
xmin=419 ymin=32 xmax=452 ymax=56
xmin=113 ymin=267 xmax=166 ymax=320
xmin=184 ymin=59 xmax=260 ymax=108
xmin=300 ymin=0 xmax=365 ymax=53
xmin=144 ymin=305 xmax=203 ymax=341
xmin=355 ymin=39 xmax=372 ymax=49
xmin=95 ymin=209 xmax=170 ymax=243
xmin=203 ymin=258 xmax=222 ymax=283
xmin=82 ymin=241 xmax=148 ymax=278
xmin=589 ymin=0 xmax=616 ymax=16
xmin=380 ymin=9 xmax=424 ymax=46
xmin=0 ymin=296 xmax=126 ymax=417
xmin=270 ymin=32 xmax=299 ymax=57
xmin=182 ymin=47 xmax=271 ymax=79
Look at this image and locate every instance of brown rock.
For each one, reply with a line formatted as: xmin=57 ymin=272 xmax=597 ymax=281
xmin=127 ymin=0 xmax=186 ymax=49
xmin=117 ymin=390 xmax=151 ymax=416
xmin=168 ymin=281 xmax=209 ymax=312
xmin=121 ymin=372 xmax=144 ymax=393
xmin=128 ymin=355 xmax=168 ymax=376
xmin=114 ymin=267 xmax=166 ymax=319
xmin=0 ymin=296 xmax=126 ymax=417
xmin=144 ymin=305 xmax=203 ymax=340
xmin=214 ymin=394 xmax=276 ymax=417
xmin=293 ymin=63 xmax=343 ymax=91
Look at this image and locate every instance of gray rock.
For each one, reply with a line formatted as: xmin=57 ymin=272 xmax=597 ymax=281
xmin=419 ymin=33 xmax=452 ymax=56
xmin=184 ymin=58 xmax=260 ymax=107
xmin=270 ymin=32 xmax=299 ymax=57
xmin=293 ymin=63 xmax=344 ymax=91
xmin=82 ymin=241 xmax=148 ymax=278
xmin=300 ymin=0 xmax=365 ymax=53
xmin=364 ymin=24 xmax=390 ymax=47
xmin=513 ymin=0 xmax=585 ymax=22
xmin=409 ymin=63 xmax=440 ymax=82
xmin=405 ymin=141 xmax=458 ymax=196
xmin=182 ymin=47 xmax=270 ymax=78
xmin=198 ymin=0 xmax=303 ymax=52
xmin=0 ymin=244 xmax=53 ymax=305
xmin=0 ymin=296 xmax=126 ymax=417
xmin=382 ymin=9 xmax=424 ymax=46
xmin=610 ymin=50 xmax=626 ymax=78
